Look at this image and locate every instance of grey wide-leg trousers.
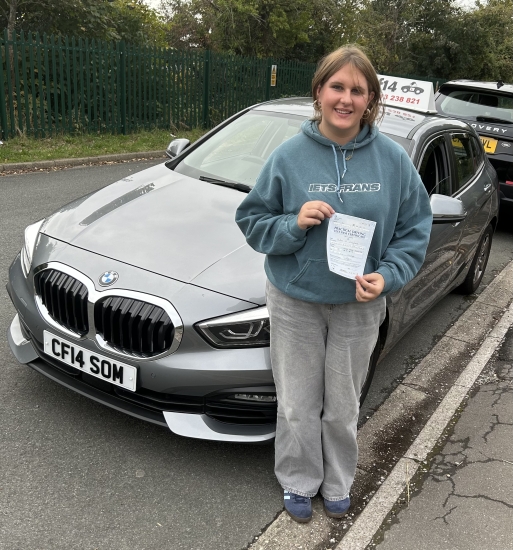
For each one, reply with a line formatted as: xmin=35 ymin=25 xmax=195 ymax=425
xmin=266 ymin=280 xmax=386 ymax=500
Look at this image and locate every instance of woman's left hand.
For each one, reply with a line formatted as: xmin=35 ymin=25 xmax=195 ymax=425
xmin=355 ymin=273 xmax=385 ymax=302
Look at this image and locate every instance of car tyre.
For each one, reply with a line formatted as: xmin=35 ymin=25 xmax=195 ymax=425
xmin=360 ymin=333 xmax=381 ymax=405
xmin=457 ymin=224 xmax=493 ymax=295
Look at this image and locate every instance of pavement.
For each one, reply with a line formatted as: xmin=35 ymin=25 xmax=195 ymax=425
xmin=0 ymin=150 xmax=166 ymax=174
xmin=371 ymin=330 xmax=513 ymax=550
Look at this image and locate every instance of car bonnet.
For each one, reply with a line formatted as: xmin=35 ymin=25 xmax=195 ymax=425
xmin=41 ymin=163 xmax=264 ymax=299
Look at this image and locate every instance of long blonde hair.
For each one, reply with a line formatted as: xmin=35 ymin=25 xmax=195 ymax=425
xmin=312 ymin=45 xmax=383 ymax=126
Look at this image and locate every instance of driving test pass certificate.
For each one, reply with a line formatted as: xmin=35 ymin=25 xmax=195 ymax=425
xmin=327 ymin=213 xmax=376 ymax=279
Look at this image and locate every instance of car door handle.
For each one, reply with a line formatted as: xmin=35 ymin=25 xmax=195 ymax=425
xmin=483 ymin=183 xmax=492 ymax=192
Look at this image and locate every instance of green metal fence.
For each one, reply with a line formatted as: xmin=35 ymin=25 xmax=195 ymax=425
xmin=0 ymin=30 xmax=316 ymax=140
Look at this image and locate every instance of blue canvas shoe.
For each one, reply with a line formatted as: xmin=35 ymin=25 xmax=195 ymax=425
xmin=284 ymin=491 xmax=312 ymax=523
xmin=323 ymin=496 xmax=350 ymax=518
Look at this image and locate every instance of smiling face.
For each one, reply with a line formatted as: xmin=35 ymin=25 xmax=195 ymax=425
xmin=316 ymin=63 xmax=374 ymax=145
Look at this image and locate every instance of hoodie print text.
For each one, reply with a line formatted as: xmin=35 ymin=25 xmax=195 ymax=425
xmin=308 ymin=182 xmax=381 ymax=193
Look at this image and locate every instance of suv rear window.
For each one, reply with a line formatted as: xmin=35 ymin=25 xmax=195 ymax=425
xmin=437 ymin=86 xmax=513 ymax=123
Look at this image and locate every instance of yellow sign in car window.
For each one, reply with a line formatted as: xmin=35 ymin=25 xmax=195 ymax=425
xmin=480 ymin=136 xmax=498 ymax=154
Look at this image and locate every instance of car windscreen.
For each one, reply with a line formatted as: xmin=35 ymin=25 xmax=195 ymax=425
xmin=172 ymin=111 xmax=304 ymax=187
xmin=172 ymin=109 xmax=412 ymax=187
xmin=436 ymin=86 xmax=513 ymax=123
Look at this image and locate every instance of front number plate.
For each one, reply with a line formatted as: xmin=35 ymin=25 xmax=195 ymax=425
xmin=44 ymin=331 xmax=137 ymax=392
xmin=480 ymin=135 xmax=498 ymax=154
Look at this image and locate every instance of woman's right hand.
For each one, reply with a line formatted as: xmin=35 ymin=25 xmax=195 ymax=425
xmin=297 ymin=201 xmax=335 ymax=230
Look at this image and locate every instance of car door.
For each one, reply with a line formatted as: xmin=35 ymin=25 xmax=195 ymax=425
xmin=388 ymin=132 xmax=461 ymax=341
xmin=446 ymin=132 xmax=493 ymax=277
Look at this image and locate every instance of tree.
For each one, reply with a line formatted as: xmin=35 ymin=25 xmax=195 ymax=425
xmin=108 ymin=0 xmax=167 ymax=46
xmin=357 ymin=0 xmax=513 ymax=82
xmin=160 ymin=0 xmax=362 ymax=61
xmin=359 ymin=0 xmax=460 ymax=75
xmin=0 ymin=0 xmax=166 ymax=46
xmin=0 ymin=0 xmax=29 ymax=38
xmin=292 ymin=0 xmax=363 ymax=63
xmin=442 ymin=0 xmax=513 ymax=81
xmin=161 ymin=0 xmax=312 ymax=58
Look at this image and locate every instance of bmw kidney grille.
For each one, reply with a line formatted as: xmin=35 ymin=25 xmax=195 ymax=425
xmin=34 ymin=269 xmax=89 ymax=336
xmin=34 ymin=268 xmax=176 ymax=357
xmin=94 ymin=296 xmax=175 ymax=357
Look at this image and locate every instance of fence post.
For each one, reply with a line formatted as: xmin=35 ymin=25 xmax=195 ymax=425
xmin=4 ymin=29 xmax=15 ymax=138
xmin=202 ymin=49 xmax=211 ymax=128
xmin=119 ymin=40 xmax=127 ymax=135
xmin=0 ymin=38 xmax=8 ymax=140
xmin=265 ymin=58 xmax=272 ymax=101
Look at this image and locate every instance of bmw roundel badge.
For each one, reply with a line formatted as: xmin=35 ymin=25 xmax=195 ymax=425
xmin=99 ymin=270 xmax=119 ymax=286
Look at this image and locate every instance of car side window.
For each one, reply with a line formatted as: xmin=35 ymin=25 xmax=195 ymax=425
xmin=418 ymin=135 xmax=451 ymax=196
xmin=470 ymin=135 xmax=485 ymax=169
xmin=450 ymin=133 xmax=476 ymax=192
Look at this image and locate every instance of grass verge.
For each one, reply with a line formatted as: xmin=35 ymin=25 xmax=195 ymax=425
xmin=0 ymin=128 xmax=207 ymax=164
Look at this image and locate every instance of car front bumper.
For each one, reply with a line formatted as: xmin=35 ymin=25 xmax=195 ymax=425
xmin=7 ymin=313 xmax=276 ymax=443
xmin=7 ymin=245 xmax=276 ymax=443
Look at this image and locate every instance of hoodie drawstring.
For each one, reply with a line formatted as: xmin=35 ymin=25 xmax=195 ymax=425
xmin=331 ymin=144 xmax=347 ymax=202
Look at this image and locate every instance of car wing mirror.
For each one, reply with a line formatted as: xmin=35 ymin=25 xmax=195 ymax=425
xmin=166 ymin=138 xmax=190 ymax=159
xmin=430 ymin=194 xmax=467 ymax=224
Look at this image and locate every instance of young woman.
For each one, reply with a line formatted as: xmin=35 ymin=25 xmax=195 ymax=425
xmin=235 ymin=46 xmax=432 ymax=523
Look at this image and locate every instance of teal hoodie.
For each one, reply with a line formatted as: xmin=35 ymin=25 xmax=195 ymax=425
xmin=235 ymin=120 xmax=432 ymax=303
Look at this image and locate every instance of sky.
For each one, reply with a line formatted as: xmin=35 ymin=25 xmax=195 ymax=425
xmin=455 ymin=0 xmax=478 ymax=7
xmin=143 ymin=0 xmax=162 ymax=11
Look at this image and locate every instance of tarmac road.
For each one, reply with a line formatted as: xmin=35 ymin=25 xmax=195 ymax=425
xmin=1 ymin=160 xmax=512 ymax=550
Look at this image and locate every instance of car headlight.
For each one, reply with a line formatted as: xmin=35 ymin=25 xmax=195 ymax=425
xmin=195 ymin=306 xmax=270 ymax=348
xmin=20 ymin=219 xmax=45 ymax=277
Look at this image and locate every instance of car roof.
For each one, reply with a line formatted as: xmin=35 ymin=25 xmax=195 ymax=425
xmin=440 ymin=80 xmax=513 ymax=94
xmin=252 ymin=97 xmax=314 ymax=117
xmin=250 ymin=97 xmax=471 ymax=140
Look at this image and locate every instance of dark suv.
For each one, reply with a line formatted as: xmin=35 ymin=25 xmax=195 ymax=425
xmin=435 ymin=80 xmax=513 ymax=217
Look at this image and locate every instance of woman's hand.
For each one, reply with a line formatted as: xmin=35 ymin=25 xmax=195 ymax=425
xmin=297 ymin=201 xmax=335 ymax=230
xmin=355 ymin=273 xmax=385 ymax=302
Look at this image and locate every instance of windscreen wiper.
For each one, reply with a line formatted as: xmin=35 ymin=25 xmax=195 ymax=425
xmin=199 ymin=175 xmax=252 ymax=193
xmin=476 ymin=115 xmax=512 ymax=125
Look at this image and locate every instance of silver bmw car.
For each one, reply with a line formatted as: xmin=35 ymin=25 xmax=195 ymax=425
xmin=7 ymin=98 xmax=499 ymax=442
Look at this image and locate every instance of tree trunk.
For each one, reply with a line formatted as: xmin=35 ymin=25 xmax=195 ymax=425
xmin=7 ymin=0 xmax=18 ymax=39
